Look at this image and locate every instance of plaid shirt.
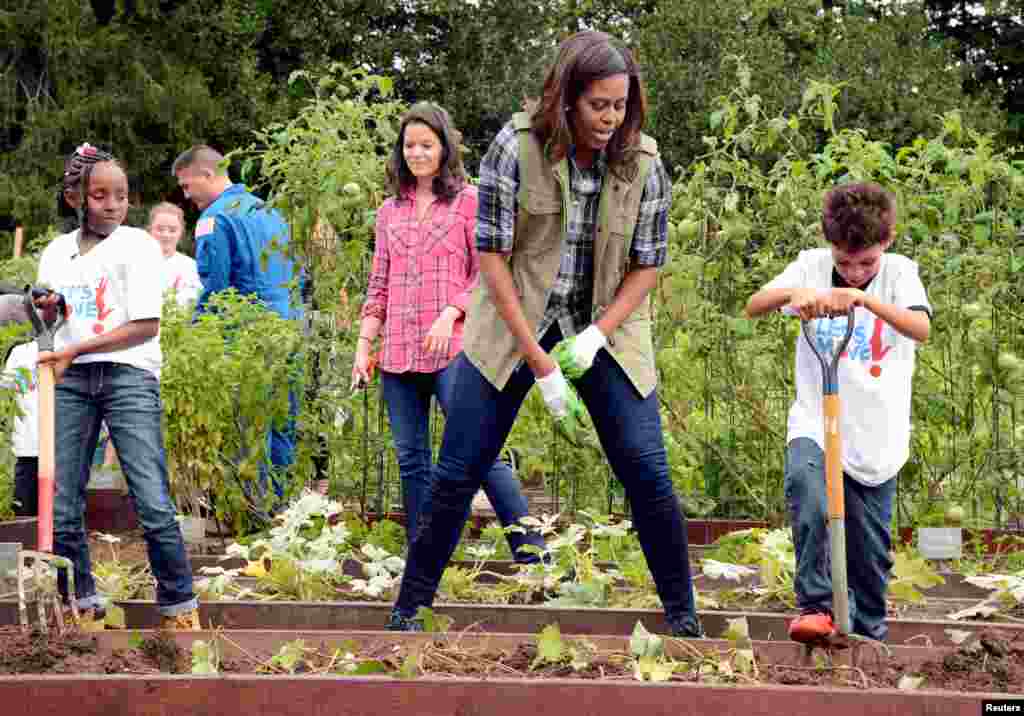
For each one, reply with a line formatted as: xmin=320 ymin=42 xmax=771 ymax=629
xmin=361 ymin=185 xmax=480 ymax=373
xmin=477 ymin=121 xmax=671 ymax=339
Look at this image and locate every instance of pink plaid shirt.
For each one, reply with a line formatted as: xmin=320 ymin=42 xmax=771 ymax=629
xmin=361 ymin=185 xmax=480 ymax=374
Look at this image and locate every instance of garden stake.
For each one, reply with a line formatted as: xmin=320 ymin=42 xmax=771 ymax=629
xmin=791 ymin=306 xmax=855 ymax=643
xmin=0 ymin=284 xmax=79 ymax=633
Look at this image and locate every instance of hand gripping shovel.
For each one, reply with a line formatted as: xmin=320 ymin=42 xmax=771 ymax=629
xmin=0 ymin=283 xmax=78 ymax=632
xmin=785 ymin=305 xmax=855 ymax=643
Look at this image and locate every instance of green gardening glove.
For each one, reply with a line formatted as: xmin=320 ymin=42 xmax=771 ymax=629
xmin=551 ymin=325 xmax=608 ymax=380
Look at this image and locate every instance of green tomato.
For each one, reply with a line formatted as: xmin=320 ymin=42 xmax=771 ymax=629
xmin=678 ymin=219 xmax=700 ymax=240
xmin=960 ymin=302 xmax=984 ymax=320
xmin=997 ymin=352 xmax=1022 ymax=373
xmin=342 ymin=182 xmax=362 ymax=197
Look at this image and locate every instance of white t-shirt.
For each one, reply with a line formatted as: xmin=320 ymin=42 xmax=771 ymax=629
xmin=162 ymin=252 xmax=202 ymax=307
xmin=4 ymin=342 xmax=39 ymax=457
xmin=37 ymin=227 xmax=164 ymax=377
xmin=766 ymin=248 xmax=931 ymax=486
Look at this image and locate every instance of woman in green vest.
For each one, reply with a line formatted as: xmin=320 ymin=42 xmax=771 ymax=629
xmin=388 ymin=30 xmax=703 ymax=638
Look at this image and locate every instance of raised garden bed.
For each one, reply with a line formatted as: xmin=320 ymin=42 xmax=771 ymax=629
xmin=0 ymin=627 xmax=1018 ymax=715
xmin=84 ymin=489 xmax=138 ymax=532
xmin=1 ymin=600 xmax=1018 ymax=647
xmin=0 ymin=518 xmax=36 ymax=550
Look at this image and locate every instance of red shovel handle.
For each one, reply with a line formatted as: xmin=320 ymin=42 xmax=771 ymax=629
xmin=36 ymin=362 xmax=56 ymax=554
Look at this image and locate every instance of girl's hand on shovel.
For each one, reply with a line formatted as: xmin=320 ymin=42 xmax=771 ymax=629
xmin=31 ymin=292 xmax=63 ymax=324
xmin=38 ymin=348 xmax=76 ymax=384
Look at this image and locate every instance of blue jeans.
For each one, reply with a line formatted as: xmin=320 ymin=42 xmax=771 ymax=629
xmin=393 ymin=327 xmax=699 ymax=632
xmin=53 ymin=363 xmax=196 ymax=615
xmin=785 ymin=437 xmax=896 ymax=640
xmin=381 ymin=362 xmax=545 ymax=560
xmin=258 ymin=387 xmax=298 ymax=503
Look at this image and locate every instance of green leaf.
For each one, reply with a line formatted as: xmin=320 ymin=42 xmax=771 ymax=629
xmin=709 ymin=110 xmax=724 ymax=131
xmin=630 ymin=621 xmax=663 ymax=659
xmin=190 ymin=640 xmax=219 ymax=675
xmin=352 ymin=659 xmax=391 ymax=676
xmin=397 ymin=652 xmax=419 ymax=679
xmin=634 ymin=655 xmax=674 ymax=682
xmin=568 ymin=642 xmax=595 ymax=672
xmin=733 ymin=648 xmax=757 ymax=676
xmin=723 ymin=616 xmax=752 ymax=647
xmin=127 ymin=631 xmax=145 ymax=650
xmin=533 ymin=624 xmax=565 ymax=667
xmin=271 ymin=639 xmax=306 ymax=673
xmin=414 ymin=606 xmax=452 ymax=634
xmin=104 ymin=605 xmax=126 ymax=630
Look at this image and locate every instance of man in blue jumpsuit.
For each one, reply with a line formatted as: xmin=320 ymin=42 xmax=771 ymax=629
xmin=173 ymin=145 xmax=301 ymax=509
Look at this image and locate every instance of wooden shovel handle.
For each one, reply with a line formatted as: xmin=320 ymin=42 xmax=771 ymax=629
xmin=823 ymin=394 xmax=844 ymax=520
xmin=36 ymin=362 xmax=56 ymax=554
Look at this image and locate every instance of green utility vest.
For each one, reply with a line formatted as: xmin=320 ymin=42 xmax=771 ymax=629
xmin=463 ymin=112 xmax=660 ymax=398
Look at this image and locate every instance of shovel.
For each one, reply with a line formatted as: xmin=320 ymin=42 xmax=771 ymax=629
xmin=785 ymin=304 xmax=855 ymax=641
xmin=0 ymin=283 xmax=79 ymax=632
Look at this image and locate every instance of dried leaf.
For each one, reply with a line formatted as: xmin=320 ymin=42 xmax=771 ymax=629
xmin=947 ymin=601 xmax=1000 ymax=621
xmin=898 ymin=675 xmax=925 ymax=690
xmin=944 ymin=629 xmax=974 ymax=645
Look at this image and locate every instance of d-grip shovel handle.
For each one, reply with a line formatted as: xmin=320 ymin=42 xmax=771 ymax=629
xmin=0 ymin=284 xmax=66 ymax=554
xmin=1 ymin=284 xmax=68 ymax=351
xmin=794 ymin=307 xmax=854 ymax=517
xmin=782 ymin=304 xmax=855 ymax=636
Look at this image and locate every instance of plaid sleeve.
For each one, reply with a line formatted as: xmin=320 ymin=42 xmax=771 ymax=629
xmin=476 ymin=122 xmax=520 ymax=254
xmin=629 ymin=156 xmax=671 ymax=268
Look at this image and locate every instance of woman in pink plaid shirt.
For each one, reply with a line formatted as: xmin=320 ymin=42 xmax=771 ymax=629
xmin=353 ymin=102 xmax=544 ymax=560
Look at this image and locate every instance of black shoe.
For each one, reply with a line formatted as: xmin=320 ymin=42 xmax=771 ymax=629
xmin=385 ymin=609 xmax=423 ymax=632
xmin=667 ymin=616 xmax=704 ymax=638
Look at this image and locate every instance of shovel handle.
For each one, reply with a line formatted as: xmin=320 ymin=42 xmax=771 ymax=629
xmin=823 ymin=394 xmax=844 ymax=521
xmin=36 ymin=362 xmax=56 ymax=554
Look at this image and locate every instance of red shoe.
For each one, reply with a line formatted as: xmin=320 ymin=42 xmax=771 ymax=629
xmin=788 ymin=611 xmax=837 ymax=644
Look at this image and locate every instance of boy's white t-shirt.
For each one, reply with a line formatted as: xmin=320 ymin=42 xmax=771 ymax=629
xmin=162 ymin=252 xmax=202 ymax=306
xmin=37 ymin=227 xmax=164 ymax=377
xmin=766 ymin=248 xmax=931 ymax=486
xmin=3 ymin=342 xmax=39 ymax=457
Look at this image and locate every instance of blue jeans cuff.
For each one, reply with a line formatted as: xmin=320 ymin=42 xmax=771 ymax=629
xmin=159 ymin=597 xmax=199 ymax=616
xmin=75 ymin=594 xmax=107 ymax=610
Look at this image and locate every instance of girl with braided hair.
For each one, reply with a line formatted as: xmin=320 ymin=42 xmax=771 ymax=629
xmin=56 ymin=142 xmax=115 ymax=236
xmin=33 ymin=143 xmax=200 ymax=630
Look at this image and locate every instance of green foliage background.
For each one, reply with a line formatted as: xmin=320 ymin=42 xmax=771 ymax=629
xmin=0 ymin=0 xmax=1022 ymax=528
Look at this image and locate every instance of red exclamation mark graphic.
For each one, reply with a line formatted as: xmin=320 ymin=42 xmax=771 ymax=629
xmin=93 ymin=278 xmax=114 ymax=334
xmin=869 ymin=317 xmax=892 ymax=377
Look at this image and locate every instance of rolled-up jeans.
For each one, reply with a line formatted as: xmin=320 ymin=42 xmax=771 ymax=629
xmin=53 ymin=362 xmax=196 ymax=615
xmin=784 ymin=437 xmax=896 ymax=640
xmin=393 ymin=326 xmax=699 ymax=633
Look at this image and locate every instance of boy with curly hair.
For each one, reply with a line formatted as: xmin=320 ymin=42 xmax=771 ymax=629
xmin=745 ymin=182 xmax=932 ymax=643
